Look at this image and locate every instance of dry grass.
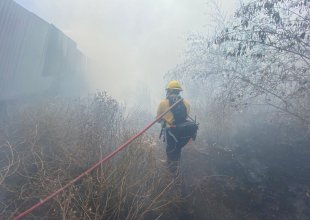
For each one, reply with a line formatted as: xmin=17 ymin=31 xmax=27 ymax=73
xmin=0 ymin=93 xmax=183 ymax=219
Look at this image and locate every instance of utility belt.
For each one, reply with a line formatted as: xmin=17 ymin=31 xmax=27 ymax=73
xmin=159 ymin=119 xmax=199 ymax=143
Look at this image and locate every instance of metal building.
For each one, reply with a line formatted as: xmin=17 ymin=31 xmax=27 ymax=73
xmin=0 ymin=0 xmax=88 ymax=102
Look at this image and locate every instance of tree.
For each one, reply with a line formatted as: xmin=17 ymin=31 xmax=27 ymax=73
xmin=169 ymin=0 xmax=310 ymax=124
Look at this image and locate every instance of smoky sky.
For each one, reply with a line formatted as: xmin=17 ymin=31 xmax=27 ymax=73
xmin=14 ymin=0 xmax=239 ymax=107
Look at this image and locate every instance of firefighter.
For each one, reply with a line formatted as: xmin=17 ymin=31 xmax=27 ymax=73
xmin=157 ymin=80 xmax=198 ymax=174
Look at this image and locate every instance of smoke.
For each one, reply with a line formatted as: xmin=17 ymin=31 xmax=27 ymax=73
xmin=14 ymin=0 xmax=239 ymax=108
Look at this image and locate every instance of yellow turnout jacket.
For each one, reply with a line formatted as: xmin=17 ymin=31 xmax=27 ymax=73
xmin=157 ymin=98 xmax=190 ymax=127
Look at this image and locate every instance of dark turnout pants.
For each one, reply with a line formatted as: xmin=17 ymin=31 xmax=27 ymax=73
xmin=165 ymin=127 xmax=190 ymax=174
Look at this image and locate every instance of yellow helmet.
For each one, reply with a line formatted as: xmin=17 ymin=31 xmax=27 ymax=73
xmin=166 ymin=80 xmax=183 ymax=91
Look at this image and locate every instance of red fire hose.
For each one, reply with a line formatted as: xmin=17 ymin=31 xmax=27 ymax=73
xmin=12 ymin=98 xmax=183 ymax=220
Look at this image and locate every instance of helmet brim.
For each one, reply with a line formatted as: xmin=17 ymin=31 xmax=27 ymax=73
xmin=166 ymin=88 xmax=183 ymax=91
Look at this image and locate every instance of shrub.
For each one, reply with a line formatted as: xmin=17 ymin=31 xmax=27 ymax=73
xmin=0 ymin=93 xmax=182 ymax=219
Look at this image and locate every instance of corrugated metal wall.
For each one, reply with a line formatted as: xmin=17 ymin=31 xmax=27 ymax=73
xmin=0 ymin=0 xmax=87 ymax=101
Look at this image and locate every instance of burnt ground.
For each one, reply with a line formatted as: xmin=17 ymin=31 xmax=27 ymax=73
xmin=179 ymin=133 xmax=310 ymax=220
